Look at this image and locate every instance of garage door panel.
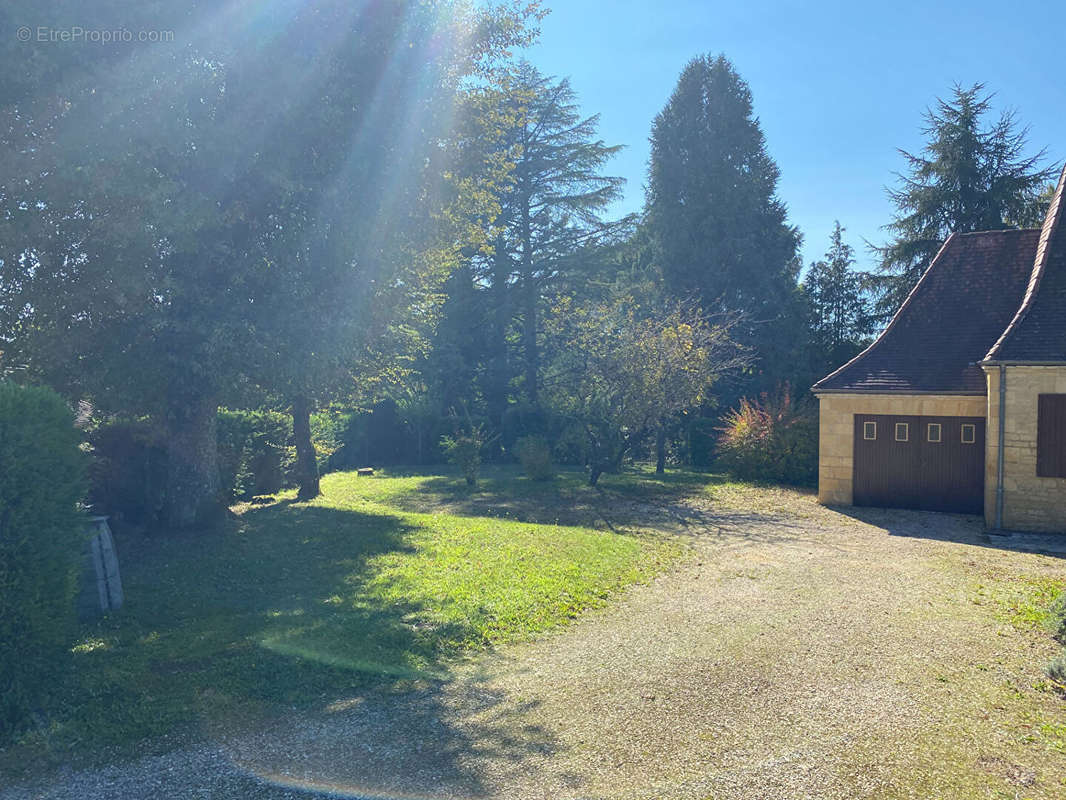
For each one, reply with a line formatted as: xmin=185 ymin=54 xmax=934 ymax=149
xmin=919 ymin=416 xmax=984 ymax=513
xmin=853 ymin=414 xmax=984 ymax=514
xmin=853 ymin=414 xmax=921 ymax=509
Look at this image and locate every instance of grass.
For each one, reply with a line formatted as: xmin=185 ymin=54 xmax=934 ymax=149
xmin=970 ymin=568 xmax=1066 ymax=633
xmin=3 ymin=466 xmax=684 ymax=771
xmin=348 ymin=462 xmax=731 ymax=523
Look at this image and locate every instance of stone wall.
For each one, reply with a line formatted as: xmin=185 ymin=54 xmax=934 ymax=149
xmin=984 ymin=366 xmax=1066 ymax=532
xmin=816 ymin=393 xmax=987 ymax=506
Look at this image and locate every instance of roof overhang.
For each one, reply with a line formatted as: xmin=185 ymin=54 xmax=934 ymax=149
xmin=978 ymin=360 xmax=1066 ymax=367
xmin=812 ymin=389 xmax=987 ymax=396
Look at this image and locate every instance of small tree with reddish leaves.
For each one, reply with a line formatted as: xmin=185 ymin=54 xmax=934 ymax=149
xmin=716 ymin=384 xmax=817 ymax=485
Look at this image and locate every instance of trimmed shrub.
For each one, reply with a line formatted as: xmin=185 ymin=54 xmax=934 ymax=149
xmin=716 ymin=385 xmax=818 ymax=485
xmin=0 ymin=382 xmax=86 ymax=738
xmin=1047 ymin=652 xmax=1066 ymax=686
xmin=441 ymin=411 xmax=490 ymax=487
xmin=514 ymin=435 xmax=554 ymax=481
xmin=441 ymin=431 xmax=483 ymax=486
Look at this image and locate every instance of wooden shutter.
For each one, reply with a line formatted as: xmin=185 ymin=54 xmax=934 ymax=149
xmin=1037 ymin=395 xmax=1066 ymax=478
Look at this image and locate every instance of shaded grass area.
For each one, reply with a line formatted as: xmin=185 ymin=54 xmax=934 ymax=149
xmin=353 ymin=463 xmax=742 ymax=527
xmin=4 ymin=467 xmax=684 ymax=772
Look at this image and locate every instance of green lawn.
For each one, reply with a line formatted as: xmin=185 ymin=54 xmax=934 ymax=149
xmin=15 ymin=466 xmax=683 ymax=765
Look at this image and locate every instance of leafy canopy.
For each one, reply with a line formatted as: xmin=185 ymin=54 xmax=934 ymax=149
xmin=543 ymin=295 xmax=744 ymax=483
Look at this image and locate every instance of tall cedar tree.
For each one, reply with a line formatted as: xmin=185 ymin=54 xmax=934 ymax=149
xmin=491 ymin=62 xmax=625 ymax=405
xmin=425 ymin=62 xmax=625 ymax=427
xmin=870 ymin=84 xmax=1056 ymax=321
xmin=423 ymin=80 xmax=528 ymax=428
xmin=647 ymin=55 xmax=804 ymax=399
xmin=803 ymin=222 xmax=874 ymax=374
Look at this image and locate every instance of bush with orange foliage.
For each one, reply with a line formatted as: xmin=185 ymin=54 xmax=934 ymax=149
xmin=716 ymin=384 xmax=817 ymax=485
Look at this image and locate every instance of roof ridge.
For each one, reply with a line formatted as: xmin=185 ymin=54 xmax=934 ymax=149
xmin=812 ymin=233 xmax=959 ymax=392
xmin=984 ymin=163 xmax=1066 ymax=362
xmin=956 ymin=227 xmax=1041 ymax=236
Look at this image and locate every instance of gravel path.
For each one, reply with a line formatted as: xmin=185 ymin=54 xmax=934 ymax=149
xmin=6 ymin=491 xmax=1066 ymax=799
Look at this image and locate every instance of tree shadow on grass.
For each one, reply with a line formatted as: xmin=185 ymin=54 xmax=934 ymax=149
xmin=23 ymin=501 xmax=567 ymax=797
xmin=368 ymin=466 xmax=601 ymax=526
xmin=368 ymin=465 xmax=730 ymax=529
xmin=832 ymin=505 xmax=1066 ymax=559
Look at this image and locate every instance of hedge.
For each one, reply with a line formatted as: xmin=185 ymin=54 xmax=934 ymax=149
xmin=0 ymin=382 xmax=86 ymax=738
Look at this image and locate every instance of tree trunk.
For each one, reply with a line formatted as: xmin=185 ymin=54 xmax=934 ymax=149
xmin=488 ymin=238 xmax=511 ymax=431
xmin=656 ymin=422 xmax=667 ymax=475
xmin=292 ymin=395 xmax=320 ymax=501
xmin=165 ymin=393 xmax=223 ymax=530
xmin=522 ymin=277 xmax=537 ymax=404
xmin=588 ymin=466 xmax=602 ymax=486
xmin=520 ymin=196 xmax=538 ymax=404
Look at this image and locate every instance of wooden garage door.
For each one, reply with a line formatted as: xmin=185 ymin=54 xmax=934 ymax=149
xmin=853 ymin=415 xmax=985 ymax=514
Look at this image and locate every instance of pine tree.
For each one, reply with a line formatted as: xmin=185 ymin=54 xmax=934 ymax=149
xmin=646 ymin=54 xmax=804 ymax=397
xmin=870 ymin=84 xmax=1056 ymax=321
xmin=804 ymin=222 xmax=873 ymax=373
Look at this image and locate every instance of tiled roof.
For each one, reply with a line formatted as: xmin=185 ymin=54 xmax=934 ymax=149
xmin=813 ymin=228 xmax=1041 ymax=394
xmin=985 ymin=164 xmax=1066 ymax=362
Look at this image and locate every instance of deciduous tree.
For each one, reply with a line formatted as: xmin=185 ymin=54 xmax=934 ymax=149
xmin=543 ymin=296 xmax=745 ymax=485
xmin=0 ymin=0 xmax=540 ymax=522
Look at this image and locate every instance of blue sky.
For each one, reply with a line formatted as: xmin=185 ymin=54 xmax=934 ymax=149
xmin=523 ymin=0 xmax=1066 ymax=272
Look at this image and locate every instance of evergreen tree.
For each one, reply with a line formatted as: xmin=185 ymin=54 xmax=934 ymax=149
xmin=870 ymin=84 xmax=1056 ymax=321
xmin=492 ymin=62 xmax=625 ymax=405
xmin=425 ymin=62 xmax=625 ymax=425
xmin=803 ymin=222 xmax=874 ymax=373
xmin=646 ymin=54 xmax=804 ymax=397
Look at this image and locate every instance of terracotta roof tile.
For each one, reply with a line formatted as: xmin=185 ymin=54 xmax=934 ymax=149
xmin=813 ymin=228 xmax=1040 ymax=394
xmin=985 ymin=164 xmax=1066 ymax=362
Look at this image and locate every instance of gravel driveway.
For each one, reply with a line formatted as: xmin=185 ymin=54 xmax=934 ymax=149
xmin=6 ymin=489 xmax=1066 ymax=799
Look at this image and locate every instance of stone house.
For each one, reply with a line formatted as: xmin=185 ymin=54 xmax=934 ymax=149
xmin=812 ymin=165 xmax=1066 ymax=533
